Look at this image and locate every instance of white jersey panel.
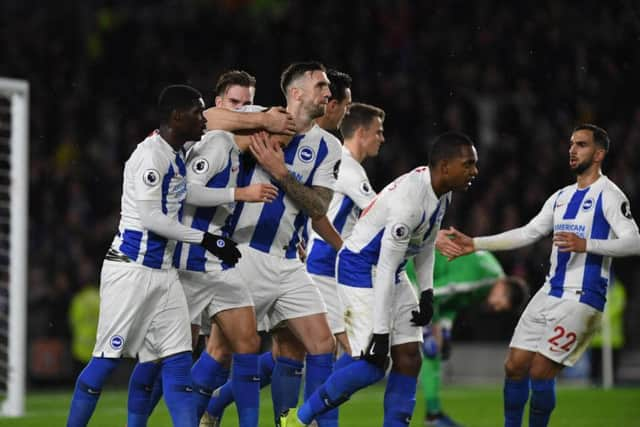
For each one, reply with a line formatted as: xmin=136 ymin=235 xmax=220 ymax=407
xmin=544 ymin=175 xmax=639 ymax=311
xmin=227 ymin=125 xmax=342 ymax=258
xmin=306 ymin=146 xmax=376 ymax=276
xmin=109 ymin=132 xmax=187 ymax=269
xmin=176 ymin=131 xmax=241 ymax=272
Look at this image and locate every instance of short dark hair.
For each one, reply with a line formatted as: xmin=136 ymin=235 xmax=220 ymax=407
xmin=280 ymin=61 xmax=326 ymax=96
xmin=215 ymin=70 xmax=256 ymax=97
xmin=327 ymin=69 xmax=352 ymax=102
xmin=573 ymin=123 xmax=610 ymax=152
xmin=504 ymin=276 xmax=530 ymax=313
xmin=157 ymin=84 xmax=203 ymax=123
xmin=428 ymin=131 xmax=475 ymax=166
xmin=340 ymin=103 xmax=385 ymax=139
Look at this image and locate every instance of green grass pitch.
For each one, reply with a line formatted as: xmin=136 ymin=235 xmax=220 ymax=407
xmin=3 ymin=384 xmax=640 ymax=426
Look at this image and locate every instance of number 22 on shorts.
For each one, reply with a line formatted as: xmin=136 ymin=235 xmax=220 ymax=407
xmin=547 ymin=325 xmax=577 ymax=352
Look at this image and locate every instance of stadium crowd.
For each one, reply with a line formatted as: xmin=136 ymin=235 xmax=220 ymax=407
xmin=1 ymin=0 xmax=640 ymax=372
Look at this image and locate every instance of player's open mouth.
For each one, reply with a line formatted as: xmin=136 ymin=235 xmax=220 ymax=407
xmin=569 ymin=158 xmax=577 ymax=167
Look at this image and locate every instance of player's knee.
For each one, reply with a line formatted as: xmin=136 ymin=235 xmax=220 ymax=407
xmin=504 ymin=358 xmax=528 ymax=380
xmin=206 ymin=342 xmax=232 ymax=367
xmin=391 ymin=346 xmax=422 ymax=377
xmin=306 ymin=332 xmax=336 ymax=355
xmin=232 ymin=332 xmax=261 ymax=354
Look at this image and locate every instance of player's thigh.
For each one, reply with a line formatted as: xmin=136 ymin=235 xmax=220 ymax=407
xmin=93 ymin=261 xmax=157 ymax=359
xmin=390 ymin=277 xmax=422 ymax=349
xmin=285 ymin=312 xmax=335 ymax=355
xmin=140 ymin=269 xmax=192 ymax=362
xmin=504 ymin=347 xmax=537 ymax=379
xmin=390 ymin=341 xmax=422 ymax=376
xmin=338 ymin=285 xmax=374 ymax=357
xmin=310 ymin=273 xmax=346 ymax=335
xmin=538 ymin=298 xmax=602 ymax=367
xmin=269 ymin=261 xmax=327 ymax=327
xmin=214 ymin=306 xmax=259 ymax=353
xmin=509 ymin=289 xmax=550 ymax=354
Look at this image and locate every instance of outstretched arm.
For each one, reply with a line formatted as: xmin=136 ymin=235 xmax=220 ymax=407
xmin=204 ymin=107 xmax=296 ymax=134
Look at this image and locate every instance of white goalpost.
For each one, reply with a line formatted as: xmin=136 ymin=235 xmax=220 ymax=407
xmin=0 ymin=77 xmax=28 ymax=417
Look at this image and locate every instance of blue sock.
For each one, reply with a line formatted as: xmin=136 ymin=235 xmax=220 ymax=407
xmin=305 ymin=353 xmax=335 ymax=427
xmin=207 ymin=351 xmax=274 ymax=419
xmin=162 ymin=352 xmax=196 ymax=427
xmin=148 ymin=375 xmax=163 ymax=414
xmin=503 ymin=376 xmax=530 ymax=427
xmin=127 ymin=361 xmax=162 ymax=427
xmin=271 ymin=356 xmax=304 ymax=422
xmin=334 ymin=353 xmax=355 ymax=371
xmin=529 ymin=379 xmax=556 ymax=427
xmin=67 ymin=357 xmax=120 ymax=427
xmin=232 ymin=353 xmax=260 ymax=427
xmin=191 ymin=351 xmax=230 ymax=419
xmin=383 ymin=372 xmax=417 ymax=427
xmin=298 ymin=359 xmax=384 ymax=424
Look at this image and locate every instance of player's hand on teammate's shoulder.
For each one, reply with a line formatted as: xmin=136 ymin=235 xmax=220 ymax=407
xmin=553 ymin=231 xmax=587 ymax=253
xmin=200 ymin=232 xmax=242 ymax=266
xmin=437 ymin=227 xmax=474 ymax=260
xmin=236 ymin=182 xmax=279 ymax=203
xmin=263 ymin=106 xmax=296 ymax=135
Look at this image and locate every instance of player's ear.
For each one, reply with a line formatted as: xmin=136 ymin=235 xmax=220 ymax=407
xmin=214 ymin=96 xmax=223 ymax=108
xmin=594 ymin=147 xmax=606 ymax=163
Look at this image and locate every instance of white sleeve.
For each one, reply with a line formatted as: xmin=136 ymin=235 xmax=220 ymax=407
xmin=138 ymin=200 xmax=205 ymax=243
xmin=372 ymin=209 xmax=422 ymax=335
xmin=310 ymin=136 xmax=342 ymax=190
xmin=474 ymin=191 xmax=557 ymax=251
xmin=186 ymin=183 xmax=235 ymax=206
xmin=338 ymin=162 xmax=376 ymax=210
xmin=185 ymin=131 xmax=236 ymax=206
xmin=132 ymin=148 xmax=169 ymax=202
xmin=413 ymin=233 xmax=436 ymax=293
xmin=586 ymin=190 xmax=640 ymax=256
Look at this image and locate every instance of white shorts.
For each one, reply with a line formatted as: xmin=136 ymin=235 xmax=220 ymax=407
xmin=179 ymin=268 xmax=253 ymax=326
xmin=93 ymin=261 xmax=192 ymax=363
xmin=310 ymin=273 xmax=345 ymax=334
xmin=236 ymin=246 xmax=327 ymax=330
xmin=510 ymin=287 xmax=602 ymax=367
xmin=338 ymin=274 xmax=422 ymax=357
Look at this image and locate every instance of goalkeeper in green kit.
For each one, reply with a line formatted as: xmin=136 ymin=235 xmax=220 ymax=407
xmin=407 ymin=248 xmax=529 ymax=427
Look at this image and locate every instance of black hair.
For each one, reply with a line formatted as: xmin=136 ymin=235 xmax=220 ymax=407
xmin=280 ymin=61 xmax=326 ymax=97
xmin=327 ymin=69 xmax=352 ymax=102
xmin=504 ymin=276 xmax=530 ymax=313
xmin=157 ymin=84 xmax=203 ymax=123
xmin=573 ymin=123 xmax=610 ymax=152
xmin=428 ymin=131 xmax=475 ymax=166
xmin=215 ymin=70 xmax=256 ymax=97
xmin=340 ymin=103 xmax=385 ymax=139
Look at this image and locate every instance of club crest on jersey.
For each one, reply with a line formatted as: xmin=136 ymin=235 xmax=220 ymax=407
xmin=297 ymin=146 xmax=315 ymax=163
xmin=581 ymin=198 xmax=594 ymax=211
xmin=110 ymin=335 xmax=124 ymax=350
xmin=621 ymin=201 xmax=633 ymax=219
xmin=192 ymin=158 xmax=209 ymax=174
xmin=391 ymin=223 xmax=409 ymax=240
xmin=360 ymin=181 xmax=372 ymax=195
xmin=142 ymin=169 xmax=160 ymax=186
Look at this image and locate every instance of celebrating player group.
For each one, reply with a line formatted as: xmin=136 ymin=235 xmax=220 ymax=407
xmin=66 ymin=61 xmax=640 ymax=427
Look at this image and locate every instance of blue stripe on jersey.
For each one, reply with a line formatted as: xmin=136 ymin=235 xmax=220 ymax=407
xmin=143 ymin=231 xmax=168 ymax=268
xmin=185 ymin=155 xmax=233 ymax=271
xmin=285 ymin=211 xmax=307 ymax=259
xmin=222 ymin=154 xmax=256 ymax=239
xmin=172 ymin=153 xmax=188 ymax=268
xmin=581 ymin=193 xmax=609 ymax=311
xmin=307 ymin=197 xmax=355 ymax=276
xmin=334 ymin=197 xmax=355 ymax=234
xmin=161 ymin=164 xmax=175 ymax=214
xmin=337 ymin=230 xmax=384 ymax=288
xmin=249 ymin=136 xmax=328 ymax=255
xmin=120 ymin=229 xmax=143 ymax=262
xmin=549 ymin=188 xmax=589 ymax=297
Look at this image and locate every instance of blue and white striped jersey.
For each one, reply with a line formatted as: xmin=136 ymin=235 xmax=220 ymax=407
xmin=528 ymin=176 xmax=638 ymax=311
xmin=109 ymin=131 xmax=187 ymax=269
xmin=337 ymin=166 xmax=451 ymax=334
xmin=226 ymin=125 xmax=342 ymax=258
xmin=175 ymin=130 xmax=240 ymax=272
xmin=306 ymin=146 xmax=376 ymax=276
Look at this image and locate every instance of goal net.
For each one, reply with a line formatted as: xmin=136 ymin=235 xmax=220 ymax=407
xmin=0 ymin=78 xmax=28 ymax=417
